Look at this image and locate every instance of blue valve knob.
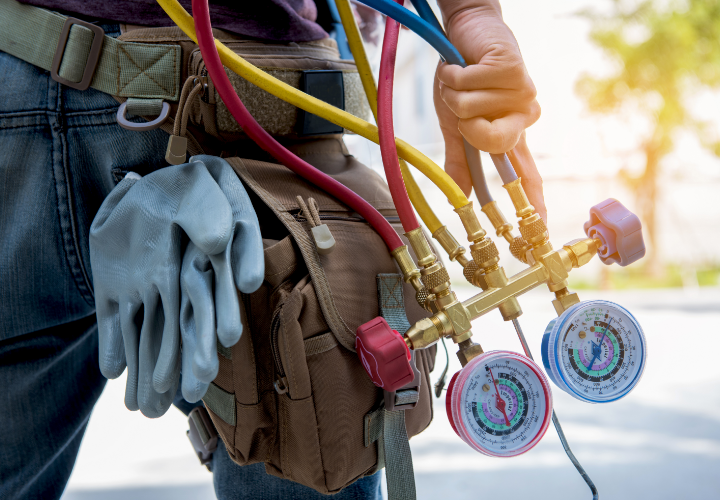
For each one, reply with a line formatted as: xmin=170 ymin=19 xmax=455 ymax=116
xmin=583 ymin=199 xmax=645 ymax=266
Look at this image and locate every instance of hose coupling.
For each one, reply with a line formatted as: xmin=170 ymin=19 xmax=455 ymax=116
xmin=432 ymin=225 xmax=469 ymax=267
xmin=391 ymin=245 xmax=422 ymax=291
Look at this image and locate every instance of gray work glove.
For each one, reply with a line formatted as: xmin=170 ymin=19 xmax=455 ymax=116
xmin=178 ymin=156 xmax=264 ymax=403
xmin=90 ymin=156 xmax=263 ymax=417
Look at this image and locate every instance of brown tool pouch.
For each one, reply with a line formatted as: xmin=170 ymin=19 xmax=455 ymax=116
xmin=113 ymin=27 xmax=433 ymax=494
xmin=198 ymin=140 xmax=435 ymax=494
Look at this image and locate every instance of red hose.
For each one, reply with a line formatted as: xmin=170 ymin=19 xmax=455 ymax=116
xmin=191 ymin=0 xmax=403 ymax=251
xmin=377 ymin=0 xmax=420 ymax=233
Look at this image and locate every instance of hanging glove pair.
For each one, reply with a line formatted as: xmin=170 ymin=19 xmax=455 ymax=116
xmin=90 ymin=156 xmax=264 ymax=418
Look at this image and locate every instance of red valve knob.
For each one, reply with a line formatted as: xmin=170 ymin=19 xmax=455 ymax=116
xmin=356 ymin=317 xmax=413 ymax=392
xmin=583 ymin=198 xmax=646 ymax=267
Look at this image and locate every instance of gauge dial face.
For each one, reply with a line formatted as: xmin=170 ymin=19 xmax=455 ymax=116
xmin=446 ymin=351 xmax=552 ymax=458
xmin=541 ymin=300 xmax=647 ymax=403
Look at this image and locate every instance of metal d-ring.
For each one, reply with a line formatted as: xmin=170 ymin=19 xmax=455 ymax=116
xmin=116 ymin=101 xmax=170 ymax=131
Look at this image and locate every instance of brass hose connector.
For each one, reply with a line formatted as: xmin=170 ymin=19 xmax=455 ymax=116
xmin=432 ymin=225 xmax=470 ymax=267
xmin=456 ymin=339 xmax=484 ymax=367
xmin=481 ymin=201 xmax=514 ymax=244
xmin=454 ymin=202 xmax=486 ymax=243
xmin=391 ymin=245 xmax=422 ymax=291
xmin=405 ymin=228 xmax=436 ymax=268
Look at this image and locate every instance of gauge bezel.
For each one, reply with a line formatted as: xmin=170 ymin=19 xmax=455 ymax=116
xmin=446 ymin=350 xmax=553 ymax=458
xmin=541 ymin=299 xmax=647 ymax=404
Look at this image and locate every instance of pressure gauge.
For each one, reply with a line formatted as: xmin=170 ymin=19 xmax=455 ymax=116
xmin=541 ymin=300 xmax=647 ymax=403
xmin=446 ymin=351 xmax=553 ymax=457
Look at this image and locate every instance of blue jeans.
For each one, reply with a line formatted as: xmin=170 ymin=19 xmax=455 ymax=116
xmin=0 ymin=25 xmax=381 ymax=500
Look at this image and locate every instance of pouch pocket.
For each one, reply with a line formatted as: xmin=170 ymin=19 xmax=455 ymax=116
xmin=272 ymin=280 xmax=379 ymax=494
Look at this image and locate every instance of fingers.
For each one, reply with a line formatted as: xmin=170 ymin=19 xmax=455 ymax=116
xmin=179 ymin=254 xmax=214 ymax=403
xmin=438 ymin=60 xmax=534 ymax=93
xmin=153 ymin=279 xmax=182 ymax=394
xmin=435 ymin=70 xmax=473 ymax=197
xmin=458 ymin=106 xmax=540 ymax=154
xmin=137 ymin=291 xmax=176 ymax=418
xmin=96 ymin=298 xmax=126 ymax=379
xmin=440 ymin=86 xmax=536 ymax=121
xmin=231 ymin=220 xmax=265 ymax=294
xmin=119 ymin=297 xmax=142 ymax=412
xmin=180 ymin=244 xmax=219 ymax=384
xmin=210 ymin=245 xmax=243 ymax=349
xmin=506 ymin=132 xmax=547 ymax=223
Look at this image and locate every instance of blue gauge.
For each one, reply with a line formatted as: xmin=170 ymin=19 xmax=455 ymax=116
xmin=541 ymin=300 xmax=647 ymax=403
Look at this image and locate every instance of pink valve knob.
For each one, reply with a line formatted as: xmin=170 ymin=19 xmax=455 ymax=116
xmin=356 ymin=317 xmax=413 ymax=392
xmin=583 ymin=198 xmax=646 ymax=266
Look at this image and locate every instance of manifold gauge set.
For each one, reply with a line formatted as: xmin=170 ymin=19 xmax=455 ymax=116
xmin=159 ymin=0 xmax=651 ymax=496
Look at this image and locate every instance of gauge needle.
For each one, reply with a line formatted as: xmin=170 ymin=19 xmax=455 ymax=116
xmin=586 ymin=317 xmax=612 ymax=370
xmin=488 ymin=367 xmax=511 ymax=427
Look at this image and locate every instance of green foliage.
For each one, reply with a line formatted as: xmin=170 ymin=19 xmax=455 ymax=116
xmin=576 ymin=0 xmax=720 ymax=154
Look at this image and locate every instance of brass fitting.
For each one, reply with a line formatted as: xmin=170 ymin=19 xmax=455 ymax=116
xmin=405 ymin=228 xmax=436 ymax=268
xmin=404 ymin=314 xmax=450 ymax=349
xmin=456 ymin=339 xmax=484 ymax=367
xmin=481 ymin=201 xmax=514 ymax=243
xmin=484 ymin=267 xmax=523 ymax=321
xmin=420 ymin=262 xmax=451 ymax=294
xmin=563 ymin=237 xmax=602 ymax=268
xmin=432 ymin=225 xmax=470 ymax=267
xmin=503 ymin=178 xmax=534 ymax=219
xmin=470 ymin=238 xmax=500 ymax=269
xmin=391 ymin=245 xmax=423 ymax=291
xmin=454 ymin=202 xmax=487 ymax=243
xmin=552 ymin=287 xmax=581 ymax=316
xmin=509 ymin=236 xmax=531 ymax=263
xmin=518 ymin=215 xmax=549 ymax=247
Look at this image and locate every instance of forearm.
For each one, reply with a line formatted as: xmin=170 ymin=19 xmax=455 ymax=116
xmin=436 ymin=0 xmax=502 ymax=28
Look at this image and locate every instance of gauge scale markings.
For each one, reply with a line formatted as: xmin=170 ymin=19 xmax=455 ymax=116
xmin=541 ymin=300 xmax=647 ymax=403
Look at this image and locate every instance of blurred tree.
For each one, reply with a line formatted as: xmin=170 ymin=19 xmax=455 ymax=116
xmin=576 ymin=0 xmax=720 ymax=270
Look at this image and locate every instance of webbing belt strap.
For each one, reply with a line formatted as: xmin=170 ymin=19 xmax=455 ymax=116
xmin=364 ymin=274 xmax=418 ymax=500
xmin=0 ymin=0 xmax=181 ymax=100
xmin=365 ymin=401 xmax=418 ymax=500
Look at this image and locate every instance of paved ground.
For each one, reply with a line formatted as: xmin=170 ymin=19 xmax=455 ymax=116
xmin=62 ymin=286 xmax=720 ymax=499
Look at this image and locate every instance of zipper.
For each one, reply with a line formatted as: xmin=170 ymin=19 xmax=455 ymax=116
xmin=270 ymin=308 xmax=289 ymax=394
xmin=292 ymin=213 xmax=401 ymax=224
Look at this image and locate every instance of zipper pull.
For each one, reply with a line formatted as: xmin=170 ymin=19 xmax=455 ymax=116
xmin=274 ymin=376 xmax=289 ymax=395
xmin=297 ymin=196 xmax=335 ymax=255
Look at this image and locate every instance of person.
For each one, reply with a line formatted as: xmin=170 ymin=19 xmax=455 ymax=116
xmin=0 ymin=0 xmax=542 ymax=498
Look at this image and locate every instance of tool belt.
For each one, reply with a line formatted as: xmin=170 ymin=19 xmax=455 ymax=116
xmin=0 ymin=0 xmax=434 ymax=494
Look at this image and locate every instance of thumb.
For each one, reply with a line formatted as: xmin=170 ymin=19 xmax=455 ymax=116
xmin=434 ymin=68 xmax=472 ymax=197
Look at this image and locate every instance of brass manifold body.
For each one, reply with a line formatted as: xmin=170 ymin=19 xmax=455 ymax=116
xmin=395 ymin=177 xmax=603 ymax=367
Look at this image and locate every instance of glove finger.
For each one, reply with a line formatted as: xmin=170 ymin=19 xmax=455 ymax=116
xmin=96 ymin=297 xmax=126 ymax=379
xmin=119 ymin=296 xmax=142 ymax=412
xmin=153 ymin=277 xmax=182 ymax=394
xmin=180 ymin=279 xmax=211 ymax=403
xmin=210 ymin=245 xmax=242 ymax=349
xmin=181 ymin=244 xmax=219 ymax=384
xmin=230 ymin=219 xmax=265 ymax=294
xmin=137 ymin=291 xmax=175 ymax=418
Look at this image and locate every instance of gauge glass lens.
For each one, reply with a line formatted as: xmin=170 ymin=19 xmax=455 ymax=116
xmin=447 ymin=351 xmax=552 ymax=458
xmin=543 ymin=300 xmax=647 ymax=403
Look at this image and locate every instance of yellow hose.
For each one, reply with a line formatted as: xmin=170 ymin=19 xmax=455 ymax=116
xmin=156 ymin=0 xmax=468 ymax=209
xmin=334 ymin=0 xmax=443 ymax=233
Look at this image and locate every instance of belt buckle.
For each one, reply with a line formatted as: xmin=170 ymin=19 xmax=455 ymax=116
xmin=51 ymin=18 xmax=105 ymax=91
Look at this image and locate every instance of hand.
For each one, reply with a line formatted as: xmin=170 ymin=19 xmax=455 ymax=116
xmin=433 ymin=6 xmax=542 ymax=205
xmin=179 ymin=156 xmax=264 ymax=403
